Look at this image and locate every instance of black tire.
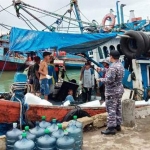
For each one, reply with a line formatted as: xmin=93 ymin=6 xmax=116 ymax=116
xmin=62 ymin=106 xmax=90 ymax=122
xmin=120 ymin=30 xmax=145 ymax=58
xmin=138 ymin=31 xmax=149 ymax=53
xmin=147 ymin=35 xmax=150 ymax=51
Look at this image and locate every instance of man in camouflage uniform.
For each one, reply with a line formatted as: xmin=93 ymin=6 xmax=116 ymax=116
xmin=97 ymin=50 xmax=124 ymax=135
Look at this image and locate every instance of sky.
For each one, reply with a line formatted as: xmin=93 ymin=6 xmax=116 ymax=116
xmin=0 ymin=0 xmax=150 ymax=34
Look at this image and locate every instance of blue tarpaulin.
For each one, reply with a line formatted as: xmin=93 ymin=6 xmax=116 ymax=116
xmin=9 ymin=27 xmax=117 ymax=53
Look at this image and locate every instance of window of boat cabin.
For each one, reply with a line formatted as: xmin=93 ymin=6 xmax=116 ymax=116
xmin=4 ymin=48 xmax=9 ymax=55
xmin=109 ymin=45 xmax=115 ymax=51
xmin=117 ymin=44 xmax=123 ymax=55
xmin=102 ymin=46 xmax=108 ymax=58
xmin=98 ymin=46 xmax=104 ymax=59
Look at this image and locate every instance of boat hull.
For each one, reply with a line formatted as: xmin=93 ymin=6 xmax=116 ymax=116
xmin=0 ymin=99 xmax=106 ymax=123
xmin=0 ymin=61 xmax=26 ymax=71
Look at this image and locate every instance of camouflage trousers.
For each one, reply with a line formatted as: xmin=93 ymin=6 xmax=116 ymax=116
xmin=105 ymin=94 xmax=122 ymax=127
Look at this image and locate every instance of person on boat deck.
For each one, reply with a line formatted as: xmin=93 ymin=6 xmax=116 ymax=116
xmin=98 ymin=58 xmax=110 ymax=101
xmin=63 ymin=89 xmax=75 ymax=104
xmin=38 ymin=52 xmax=52 ymax=100
xmin=27 ymin=63 xmax=35 ymax=93
xmin=79 ymin=60 xmax=92 ymax=81
xmin=80 ymin=62 xmax=95 ymax=103
xmin=55 ymin=64 xmax=60 ymax=81
xmin=48 ymin=56 xmax=57 ymax=95
xmin=97 ymin=50 xmax=124 ymax=135
xmin=33 ymin=56 xmax=41 ymax=95
xmin=60 ymin=64 xmax=66 ymax=80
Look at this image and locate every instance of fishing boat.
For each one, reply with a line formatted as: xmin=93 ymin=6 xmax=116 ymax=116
xmin=0 ymin=34 xmax=85 ymax=70
xmin=0 ymin=0 xmax=150 ymax=127
xmin=0 ymin=28 xmax=115 ymax=125
xmin=0 ymin=34 xmax=27 ymax=71
xmin=0 ymin=26 xmax=150 ymax=126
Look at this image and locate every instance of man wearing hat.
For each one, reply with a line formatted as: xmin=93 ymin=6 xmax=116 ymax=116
xmin=38 ymin=52 xmax=52 ymax=100
xmin=97 ymin=50 xmax=124 ymax=135
xmin=99 ymin=58 xmax=110 ymax=101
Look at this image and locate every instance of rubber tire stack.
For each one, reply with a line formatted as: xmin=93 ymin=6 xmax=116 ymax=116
xmin=120 ymin=30 xmax=150 ymax=58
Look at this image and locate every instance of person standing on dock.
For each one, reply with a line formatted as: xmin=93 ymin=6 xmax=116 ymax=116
xmin=80 ymin=62 xmax=95 ymax=102
xmin=39 ymin=52 xmax=52 ymax=100
xmin=97 ymin=50 xmax=124 ymax=135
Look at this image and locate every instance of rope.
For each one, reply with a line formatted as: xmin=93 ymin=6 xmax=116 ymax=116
xmin=20 ymin=13 xmax=38 ymax=30
xmin=27 ymin=3 xmax=71 ymax=21
xmin=23 ymin=6 xmax=79 ymax=27
xmin=0 ymin=24 xmax=10 ymax=30
xmin=0 ymin=4 xmax=12 ymax=13
xmin=67 ymin=12 xmax=72 ymax=33
xmin=79 ymin=9 xmax=91 ymax=23
xmin=19 ymin=15 xmax=33 ymax=30
xmin=0 ymin=51 xmax=9 ymax=79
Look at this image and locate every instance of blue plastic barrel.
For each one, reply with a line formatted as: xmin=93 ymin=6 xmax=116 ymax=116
xmin=52 ymin=123 xmax=64 ymax=139
xmin=39 ymin=116 xmax=51 ymax=128
xmin=14 ymin=132 xmax=35 ymax=150
xmin=36 ymin=129 xmax=56 ymax=150
xmin=56 ymin=130 xmax=75 ymax=150
xmin=18 ymin=126 xmax=36 ymax=141
xmin=47 ymin=119 xmax=58 ymax=133
xmin=30 ymin=121 xmax=45 ymax=140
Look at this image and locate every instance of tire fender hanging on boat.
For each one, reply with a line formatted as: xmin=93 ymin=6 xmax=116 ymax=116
xmin=62 ymin=106 xmax=90 ymax=122
xmin=120 ymin=30 xmax=145 ymax=58
xmin=101 ymin=13 xmax=115 ymax=32
xmin=138 ymin=31 xmax=150 ymax=53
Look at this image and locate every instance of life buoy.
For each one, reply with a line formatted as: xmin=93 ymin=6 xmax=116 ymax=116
xmin=101 ymin=13 xmax=115 ymax=32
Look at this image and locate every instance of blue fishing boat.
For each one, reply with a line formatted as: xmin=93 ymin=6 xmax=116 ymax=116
xmin=0 ymin=34 xmax=26 ymax=71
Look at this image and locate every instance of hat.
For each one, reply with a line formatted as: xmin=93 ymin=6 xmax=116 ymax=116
xmin=109 ymin=50 xmax=120 ymax=59
xmin=43 ymin=52 xmax=51 ymax=58
xmin=102 ymin=57 xmax=110 ymax=64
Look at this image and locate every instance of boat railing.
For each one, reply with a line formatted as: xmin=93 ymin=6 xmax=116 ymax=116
xmin=0 ymin=55 xmax=26 ymax=63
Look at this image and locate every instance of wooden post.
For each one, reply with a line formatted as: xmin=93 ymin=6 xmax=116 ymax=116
xmin=122 ymin=99 xmax=135 ymax=127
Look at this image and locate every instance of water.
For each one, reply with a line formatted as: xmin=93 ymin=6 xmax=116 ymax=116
xmin=0 ymin=71 xmax=15 ymax=92
xmin=0 ymin=69 xmax=81 ymax=92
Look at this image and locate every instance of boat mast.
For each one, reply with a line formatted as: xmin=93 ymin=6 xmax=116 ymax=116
xmin=71 ymin=0 xmax=84 ymax=33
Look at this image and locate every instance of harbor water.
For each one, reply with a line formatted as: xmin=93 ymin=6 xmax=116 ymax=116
xmin=0 ymin=69 xmax=81 ymax=92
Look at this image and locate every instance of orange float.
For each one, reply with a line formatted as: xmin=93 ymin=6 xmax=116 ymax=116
xmin=53 ymin=51 xmax=66 ymax=57
xmin=101 ymin=13 xmax=115 ymax=32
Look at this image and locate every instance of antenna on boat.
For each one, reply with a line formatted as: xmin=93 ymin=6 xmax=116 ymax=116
xmin=116 ymin=1 xmax=120 ymax=25
xmin=120 ymin=4 xmax=126 ymax=24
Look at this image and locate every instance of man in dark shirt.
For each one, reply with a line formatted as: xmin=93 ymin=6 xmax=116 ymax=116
xmin=33 ymin=56 xmax=41 ymax=94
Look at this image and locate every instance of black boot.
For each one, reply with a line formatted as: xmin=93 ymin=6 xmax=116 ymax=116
xmin=115 ymin=125 xmax=121 ymax=131
xmin=101 ymin=127 xmax=116 ymax=135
